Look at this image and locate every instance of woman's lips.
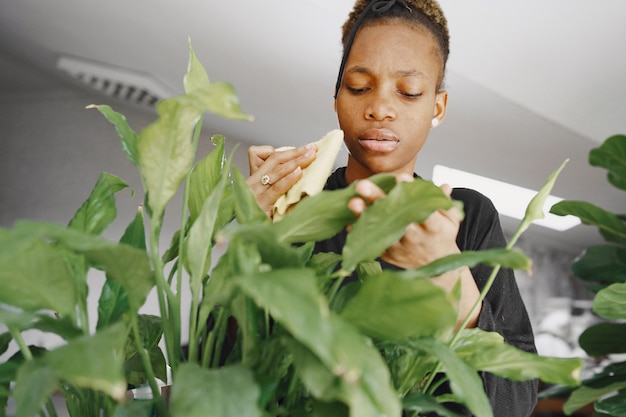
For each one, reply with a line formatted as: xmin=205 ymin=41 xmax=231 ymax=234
xmin=358 ymin=128 xmax=399 ymax=152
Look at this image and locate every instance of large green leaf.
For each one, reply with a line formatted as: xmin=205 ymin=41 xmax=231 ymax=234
xmin=13 ymin=323 xmax=128 ymax=417
xmin=169 ymin=364 xmax=262 ymax=417
xmin=589 ymin=134 xmax=626 ymax=191
xmin=273 ymin=174 xmax=397 ymax=244
xmin=0 ymin=230 xmax=76 ymax=317
xmin=411 ymin=337 xmax=493 ymax=417
xmin=550 ymin=200 xmax=626 ymax=245
xmin=235 ymin=268 xmax=401 ymax=417
xmin=138 ymin=97 xmax=200 ymax=219
xmin=343 ymin=179 xmax=455 ymax=272
xmin=339 ymin=270 xmax=456 ymax=340
xmin=564 ymin=380 xmax=626 ymax=415
xmin=68 ymin=172 xmax=130 ymax=235
xmin=14 ymin=221 xmax=154 ymax=312
xmin=453 ymin=328 xmax=581 ymax=386
xmin=593 ymin=282 xmax=626 ymax=320
xmin=571 ymin=244 xmax=626 ymax=285
xmin=97 ymin=207 xmax=146 ymax=329
xmin=87 ymin=104 xmax=139 ymax=166
xmin=579 ymin=322 xmax=626 ymax=356
xmin=595 ymin=392 xmax=626 ymax=416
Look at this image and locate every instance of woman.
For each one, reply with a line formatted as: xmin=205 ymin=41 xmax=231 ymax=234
xmin=246 ymin=1 xmax=537 ymax=415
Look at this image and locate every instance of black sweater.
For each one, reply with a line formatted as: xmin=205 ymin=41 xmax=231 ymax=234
xmin=314 ymin=167 xmax=538 ymax=417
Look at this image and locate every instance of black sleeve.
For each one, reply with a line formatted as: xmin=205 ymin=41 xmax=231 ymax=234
xmin=453 ymin=188 xmax=538 ymax=417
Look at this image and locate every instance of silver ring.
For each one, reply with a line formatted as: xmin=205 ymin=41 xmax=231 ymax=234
xmin=261 ymin=174 xmax=271 ymax=186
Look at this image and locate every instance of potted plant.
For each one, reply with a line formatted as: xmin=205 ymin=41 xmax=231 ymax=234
xmin=540 ymin=134 xmax=626 ymax=416
xmin=1 ymin=41 xmax=583 ymax=417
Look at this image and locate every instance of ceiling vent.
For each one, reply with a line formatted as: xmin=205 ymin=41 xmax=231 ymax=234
xmin=56 ymin=55 xmax=176 ymax=108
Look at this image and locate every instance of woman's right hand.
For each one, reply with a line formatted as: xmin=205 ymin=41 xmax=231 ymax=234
xmin=246 ymin=143 xmax=317 ymax=218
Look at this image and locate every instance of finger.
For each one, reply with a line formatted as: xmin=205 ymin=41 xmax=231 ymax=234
xmin=348 ymin=196 xmax=367 ymax=217
xmin=248 ymin=145 xmax=275 ymax=174
xmin=354 ymin=179 xmax=386 ymax=204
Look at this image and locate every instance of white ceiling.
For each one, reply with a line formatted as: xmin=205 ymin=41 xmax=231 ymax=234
xmin=1 ymin=0 xmax=624 ymax=254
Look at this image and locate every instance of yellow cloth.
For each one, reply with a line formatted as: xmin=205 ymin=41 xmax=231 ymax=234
xmin=273 ymin=129 xmax=344 ymax=221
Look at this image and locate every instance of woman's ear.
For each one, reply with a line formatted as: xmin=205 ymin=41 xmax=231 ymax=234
xmin=431 ymin=90 xmax=448 ymax=127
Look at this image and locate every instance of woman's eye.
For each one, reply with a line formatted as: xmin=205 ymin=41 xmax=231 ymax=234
xmin=346 ymin=86 xmax=368 ymax=94
xmin=400 ymin=91 xmax=422 ymax=99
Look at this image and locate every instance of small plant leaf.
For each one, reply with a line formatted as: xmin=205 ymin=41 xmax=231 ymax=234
xmin=550 ymin=200 xmax=626 ymax=245
xmin=170 ymin=364 xmax=262 ymax=417
xmin=87 ymin=104 xmax=139 ymax=166
xmin=402 ymin=392 xmax=466 ymax=417
xmin=579 ymin=322 xmax=626 ymax=356
xmin=188 ymin=134 xmax=226 ymax=222
xmin=340 ymin=270 xmax=457 ymax=340
xmin=399 ymin=248 xmax=531 ymax=280
xmin=589 ymin=134 xmax=626 ymax=191
xmin=514 ymin=159 xmax=569 ymax=239
xmin=593 ymin=282 xmax=626 ymax=320
xmin=343 ymin=179 xmax=454 ymax=272
xmin=571 ymin=244 xmax=626 ymax=285
xmin=138 ymin=97 xmax=200 ymax=219
xmin=68 ymin=172 xmax=130 ymax=236
xmin=184 ymin=39 xmax=211 ymax=94
xmin=232 ymin=166 xmax=269 ymax=225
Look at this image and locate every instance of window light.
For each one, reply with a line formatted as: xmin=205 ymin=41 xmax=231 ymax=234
xmin=432 ymin=165 xmax=581 ymax=231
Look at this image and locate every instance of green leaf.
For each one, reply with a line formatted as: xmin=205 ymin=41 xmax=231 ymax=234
xmin=412 ymin=337 xmax=493 ymax=417
xmin=184 ymin=150 xmax=232 ymax=296
xmin=68 ymin=172 xmax=130 ymax=235
xmin=13 ymin=364 xmax=58 ymax=417
xmin=13 ymin=323 xmax=128 ymax=416
xmin=595 ymin=392 xmax=626 ymax=417
xmin=550 ymin=201 xmax=626 ymax=245
xmin=454 ymin=328 xmax=581 ymax=386
xmin=235 ymin=268 xmax=401 ymax=417
xmin=138 ymin=97 xmax=200 ymax=219
xmin=87 ymin=104 xmax=139 ymax=166
xmin=188 ymin=134 xmax=226 ymax=222
xmin=594 ymin=282 xmax=626 ymax=320
xmin=14 ymin=221 xmax=154 ymax=312
xmin=170 ymin=364 xmax=262 ymax=417
xmin=402 ymin=392 xmax=466 ymax=417
xmin=273 ymin=174 xmax=397 ymax=244
xmin=343 ymin=179 xmax=454 ymax=272
xmin=125 ymin=314 xmax=166 ymax=385
xmin=0 ymin=230 xmax=77 ymax=317
xmin=232 ymin=166 xmax=269 ymax=225
xmin=571 ymin=244 xmax=626 ymax=285
xmin=399 ymin=248 xmax=531 ymax=280
xmin=579 ymin=322 xmax=626 ymax=356
xmin=340 ymin=270 xmax=456 ymax=340
xmin=564 ymin=380 xmax=626 ymax=415
xmin=589 ymin=134 xmax=626 ymax=191
xmin=97 ymin=207 xmax=146 ymax=329
xmin=183 ymin=40 xmax=252 ymax=121
xmin=184 ymin=39 xmax=211 ymax=94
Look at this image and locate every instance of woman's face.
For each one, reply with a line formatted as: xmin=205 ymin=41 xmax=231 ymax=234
xmin=335 ymin=21 xmax=448 ymax=182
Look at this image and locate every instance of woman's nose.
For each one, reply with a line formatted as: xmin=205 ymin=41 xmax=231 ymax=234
xmin=365 ymin=91 xmax=396 ymax=121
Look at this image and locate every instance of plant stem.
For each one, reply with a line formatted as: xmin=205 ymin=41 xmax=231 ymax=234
xmin=8 ymin=327 xmax=33 ymax=361
xmin=131 ymin=314 xmax=170 ymax=417
xmin=180 ymin=118 xmax=204 ymax=365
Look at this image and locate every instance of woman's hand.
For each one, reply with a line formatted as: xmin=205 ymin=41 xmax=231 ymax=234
xmin=348 ymin=177 xmax=481 ymax=328
xmin=246 ymin=143 xmax=317 ymax=217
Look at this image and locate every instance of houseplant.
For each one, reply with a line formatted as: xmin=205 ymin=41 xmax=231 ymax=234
xmin=541 ymin=134 xmax=626 ymax=416
xmin=0 ymin=41 xmax=583 ymax=417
